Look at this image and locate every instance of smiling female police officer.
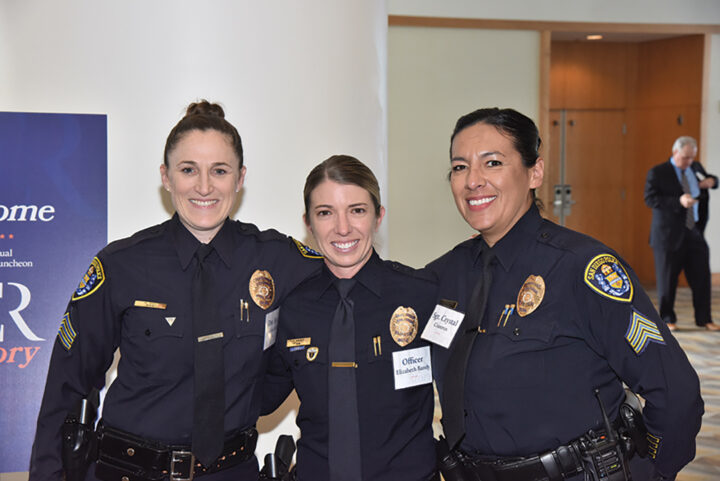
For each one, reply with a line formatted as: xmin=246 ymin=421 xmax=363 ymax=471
xmin=427 ymin=108 xmax=703 ymax=481
xmin=29 ymin=101 xmax=320 ymax=481
xmin=263 ymin=155 xmax=438 ymax=481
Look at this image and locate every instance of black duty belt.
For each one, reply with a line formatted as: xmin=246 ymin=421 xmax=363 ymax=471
xmin=95 ymin=423 xmax=258 ymax=481
xmin=463 ymin=443 xmax=584 ymax=481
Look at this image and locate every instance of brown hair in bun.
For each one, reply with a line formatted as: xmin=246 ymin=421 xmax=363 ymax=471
xmin=163 ymin=99 xmax=244 ymax=168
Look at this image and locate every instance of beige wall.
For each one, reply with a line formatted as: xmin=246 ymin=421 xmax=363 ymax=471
xmin=387 ymin=27 xmax=540 ymax=267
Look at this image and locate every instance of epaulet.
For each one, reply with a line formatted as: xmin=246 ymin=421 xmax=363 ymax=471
xmin=102 ymin=221 xmax=167 ymax=256
xmin=292 ymin=238 xmax=323 ymax=259
xmin=232 ymin=220 xmax=295 ymax=243
xmin=384 ymin=259 xmax=437 ymax=284
xmin=536 ymin=218 xmax=597 ymax=253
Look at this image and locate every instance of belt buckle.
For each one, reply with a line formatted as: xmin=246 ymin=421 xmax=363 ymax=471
xmin=170 ymin=450 xmax=195 ymax=481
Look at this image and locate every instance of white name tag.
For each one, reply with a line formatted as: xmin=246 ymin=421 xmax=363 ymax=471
xmin=392 ymin=345 xmax=432 ymax=390
xmin=263 ymin=308 xmax=279 ymax=351
xmin=420 ymin=304 xmax=465 ymax=349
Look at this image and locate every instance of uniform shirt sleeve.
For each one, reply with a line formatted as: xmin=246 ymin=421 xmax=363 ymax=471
xmin=573 ymin=252 xmax=703 ymax=478
xmin=29 ymin=254 xmax=121 ymax=481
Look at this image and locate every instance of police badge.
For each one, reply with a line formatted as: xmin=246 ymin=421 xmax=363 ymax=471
xmin=584 ymin=254 xmax=633 ymax=302
xmin=389 ymin=306 xmax=418 ymax=347
xmin=516 ymin=275 xmax=545 ymax=317
xmin=249 ymin=269 xmax=275 ymax=309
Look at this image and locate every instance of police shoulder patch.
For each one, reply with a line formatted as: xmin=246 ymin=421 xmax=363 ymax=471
xmin=57 ymin=312 xmax=77 ymax=351
xmin=72 ymin=257 xmax=105 ymax=301
xmin=625 ymin=309 xmax=665 ymax=355
xmin=293 ymin=238 xmax=323 ymax=259
xmin=583 ymin=253 xmax=633 ymax=302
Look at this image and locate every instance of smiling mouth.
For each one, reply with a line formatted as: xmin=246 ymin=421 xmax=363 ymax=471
xmin=468 ymin=196 xmax=496 ymax=206
xmin=332 ymin=240 xmax=359 ymax=251
xmin=190 ymin=199 xmax=218 ymax=207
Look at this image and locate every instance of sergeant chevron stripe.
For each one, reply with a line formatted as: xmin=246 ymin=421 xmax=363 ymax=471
xmin=58 ymin=312 xmax=77 ymax=351
xmin=625 ymin=310 xmax=665 ymax=354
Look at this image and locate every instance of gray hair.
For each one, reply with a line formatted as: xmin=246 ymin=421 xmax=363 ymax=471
xmin=672 ymin=136 xmax=697 ymax=153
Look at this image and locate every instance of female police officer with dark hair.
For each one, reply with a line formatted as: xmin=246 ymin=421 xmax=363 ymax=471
xmin=262 ymin=155 xmax=438 ymax=481
xmin=426 ymin=108 xmax=703 ymax=481
xmin=29 ymin=100 xmax=320 ymax=481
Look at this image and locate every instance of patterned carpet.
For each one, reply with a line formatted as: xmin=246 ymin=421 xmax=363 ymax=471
xmin=663 ymin=285 xmax=720 ymax=480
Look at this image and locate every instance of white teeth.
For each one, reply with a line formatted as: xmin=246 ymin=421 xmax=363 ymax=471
xmin=190 ymin=199 xmax=217 ymax=207
xmin=468 ymin=196 xmax=496 ymax=206
xmin=333 ymin=240 xmax=358 ymax=250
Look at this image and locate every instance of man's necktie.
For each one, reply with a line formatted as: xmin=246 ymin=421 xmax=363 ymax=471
xmin=441 ymin=248 xmax=495 ymax=450
xmin=327 ymin=278 xmax=362 ymax=481
xmin=192 ymin=243 xmax=225 ymax=466
xmin=681 ymin=171 xmax=696 ymax=230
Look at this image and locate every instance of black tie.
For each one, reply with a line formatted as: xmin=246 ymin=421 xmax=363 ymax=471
xmin=680 ymin=170 xmax=696 ymax=230
xmin=192 ymin=243 xmax=225 ymax=466
xmin=441 ymin=248 xmax=495 ymax=450
xmin=327 ymin=278 xmax=362 ymax=481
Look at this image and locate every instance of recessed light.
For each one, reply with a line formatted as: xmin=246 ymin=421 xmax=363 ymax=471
xmin=586 ymin=34 xmax=603 ymax=41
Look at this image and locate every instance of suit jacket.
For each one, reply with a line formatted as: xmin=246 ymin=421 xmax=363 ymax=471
xmin=645 ymin=158 xmax=718 ymax=251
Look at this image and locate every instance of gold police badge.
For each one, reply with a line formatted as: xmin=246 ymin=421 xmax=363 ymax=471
xmin=516 ymin=275 xmax=545 ymax=317
xmin=249 ymin=269 xmax=275 ymax=310
xmin=389 ymin=306 xmax=418 ymax=347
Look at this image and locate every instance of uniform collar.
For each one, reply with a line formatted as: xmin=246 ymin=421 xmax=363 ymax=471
xmin=168 ymin=214 xmax=234 ymax=270
xmin=312 ymin=250 xmax=383 ymax=300
xmin=486 ymin=204 xmax=543 ymax=272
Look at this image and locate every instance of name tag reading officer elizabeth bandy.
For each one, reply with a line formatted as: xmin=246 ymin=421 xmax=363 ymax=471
xmin=392 ymin=345 xmax=432 ymax=390
xmin=420 ymin=304 xmax=464 ymax=348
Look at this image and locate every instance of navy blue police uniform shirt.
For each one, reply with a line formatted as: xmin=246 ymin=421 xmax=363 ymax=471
xmin=263 ymin=252 xmax=437 ymax=481
xmin=29 ymin=214 xmax=321 ymax=481
xmin=428 ymin=204 xmax=703 ymax=479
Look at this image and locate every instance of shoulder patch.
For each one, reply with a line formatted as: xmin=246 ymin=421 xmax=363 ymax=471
xmin=583 ymin=253 xmax=633 ymax=302
xmin=72 ymin=257 xmax=105 ymax=301
xmin=625 ymin=309 xmax=665 ymax=355
xmin=57 ymin=312 xmax=77 ymax=350
xmin=293 ymin=238 xmax=323 ymax=259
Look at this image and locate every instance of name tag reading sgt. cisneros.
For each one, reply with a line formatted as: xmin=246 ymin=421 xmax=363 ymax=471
xmin=420 ymin=304 xmax=464 ymax=349
xmin=392 ymin=345 xmax=432 ymax=390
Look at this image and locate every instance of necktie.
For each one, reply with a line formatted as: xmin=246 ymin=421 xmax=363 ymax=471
xmin=680 ymin=171 xmax=696 ymax=230
xmin=327 ymin=278 xmax=362 ymax=481
xmin=441 ymin=248 xmax=495 ymax=450
xmin=192 ymin=243 xmax=225 ymax=466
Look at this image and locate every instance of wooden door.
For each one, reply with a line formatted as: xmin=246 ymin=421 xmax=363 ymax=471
xmin=547 ymin=109 xmax=629 ymax=258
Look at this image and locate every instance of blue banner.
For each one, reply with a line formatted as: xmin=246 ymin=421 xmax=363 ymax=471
xmin=0 ymin=112 xmax=107 ymax=472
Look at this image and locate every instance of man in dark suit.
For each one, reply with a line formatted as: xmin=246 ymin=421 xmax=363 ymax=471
xmin=645 ymin=136 xmax=718 ymax=331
